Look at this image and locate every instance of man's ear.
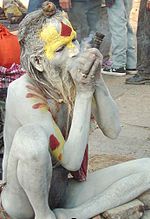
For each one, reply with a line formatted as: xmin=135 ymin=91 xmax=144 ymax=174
xmin=30 ymin=55 xmax=44 ymax=72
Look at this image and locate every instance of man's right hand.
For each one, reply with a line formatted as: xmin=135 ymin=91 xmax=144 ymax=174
xmin=68 ymin=48 xmax=102 ymax=94
xmin=59 ymin=0 xmax=72 ymax=11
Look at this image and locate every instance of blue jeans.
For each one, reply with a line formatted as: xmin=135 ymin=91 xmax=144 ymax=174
xmin=68 ymin=0 xmax=101 ymax=42
xmin=28 ymin=0 xmax=44 ymax=13
xmin=107 ymin=0 xmax=137 ymax=69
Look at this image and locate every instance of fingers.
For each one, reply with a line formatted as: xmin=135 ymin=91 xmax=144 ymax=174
xmin=88 ymin=59 xmax=101 ymax=79
xmin=79 ymin=54 xmax=97 ymax=77
xmin=59 ymin=0 xmax=72 ymax=10
xmin=69 ymin=48 xmax=102 ymax=90
xmin=78 ymin=50 xmax=102 ymax=78
xmin=88 ymin=48 xmax=103 ymax=60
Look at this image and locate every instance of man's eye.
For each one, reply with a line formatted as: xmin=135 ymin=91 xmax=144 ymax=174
xmin=56 ymin=45 xmax=65 ymax=52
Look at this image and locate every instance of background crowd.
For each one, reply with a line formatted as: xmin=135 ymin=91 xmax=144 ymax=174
xmin=0 ymin=0 xmax=149 ymax=87
xmin=27 ymin=0 xmax=150 ymax=84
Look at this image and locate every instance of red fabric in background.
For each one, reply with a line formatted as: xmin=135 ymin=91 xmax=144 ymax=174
xmin=0 ymin=24 xmax=20 ymax=68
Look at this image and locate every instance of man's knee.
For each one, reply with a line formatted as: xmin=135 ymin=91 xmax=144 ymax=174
xmin=12 ymin=124 xmax=49 ymax=161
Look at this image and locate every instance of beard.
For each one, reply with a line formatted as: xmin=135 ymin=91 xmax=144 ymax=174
xmin=29 ymin=62 xmax=76 ymax=113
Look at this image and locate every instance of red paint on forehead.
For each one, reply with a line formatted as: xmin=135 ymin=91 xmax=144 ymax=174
xmin=61 ymin=22 xmax=72 ymax=37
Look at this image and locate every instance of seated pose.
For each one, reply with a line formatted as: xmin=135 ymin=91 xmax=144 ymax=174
xmin=1 ymin=2 xmax=150 ymax=219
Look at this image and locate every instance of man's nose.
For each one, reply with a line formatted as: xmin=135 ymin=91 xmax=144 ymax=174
xmin=68 ymin=45 xmax=80 ymax=58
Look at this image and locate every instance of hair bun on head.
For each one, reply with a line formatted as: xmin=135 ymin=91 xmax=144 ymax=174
xmin=42 ymin=1 xmax=57 ymax=17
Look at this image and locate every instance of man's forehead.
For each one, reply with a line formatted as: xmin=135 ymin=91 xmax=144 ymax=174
xmin=42 ymin=16 xmax=72 ymax=34
xmin=39 ymin=16 xmax=77 ymax=59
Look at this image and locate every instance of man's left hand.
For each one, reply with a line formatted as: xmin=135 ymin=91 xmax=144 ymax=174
xmin=59 ymin=0 xmax=72 ymax=11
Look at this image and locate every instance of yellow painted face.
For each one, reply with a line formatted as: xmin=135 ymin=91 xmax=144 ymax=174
xmin=40 ymin=18 xmax=77 ymax=59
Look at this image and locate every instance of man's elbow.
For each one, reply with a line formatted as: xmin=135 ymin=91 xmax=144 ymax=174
xmin=103 ymin=125 xmax=121 ymax=139
xmin=62 ymin=161 xmax=81 ymax=172
xmin=61 ymin=154 xmax=82 ymax=171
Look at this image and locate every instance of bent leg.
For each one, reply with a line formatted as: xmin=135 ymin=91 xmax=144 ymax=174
xmin=1 ymin=124 xmax=56 ymax=219
xmin=54 ymin=158 xmax=150 ymax=219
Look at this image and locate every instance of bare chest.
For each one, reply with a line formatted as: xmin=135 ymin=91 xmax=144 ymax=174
xmin=48 ymin=100 xmax=71 ymax=139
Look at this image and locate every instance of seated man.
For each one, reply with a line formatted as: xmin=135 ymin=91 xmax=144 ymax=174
xmin=1 ymin=2 xmax=150 ymax=219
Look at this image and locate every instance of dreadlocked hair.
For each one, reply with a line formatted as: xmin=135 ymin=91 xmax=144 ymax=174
xmin=18 ymin=2 xmax=76 ymax=115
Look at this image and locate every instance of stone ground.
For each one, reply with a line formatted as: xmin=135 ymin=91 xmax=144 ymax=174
xmin=89 ymin=76 xmax=150 ymax=171
xmin=89 ymin=1 xmax=150 ymax=218
xmin=89 ymin=0 xmax=150 ymax=172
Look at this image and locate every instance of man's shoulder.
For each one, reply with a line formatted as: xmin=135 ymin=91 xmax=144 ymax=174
xmin=7 ymin=74 xmax=33 ymax=100
xmin=8 ymin=74 xmax=29 ymax=90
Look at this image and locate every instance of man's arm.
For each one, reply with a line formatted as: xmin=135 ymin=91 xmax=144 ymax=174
xmin=88 ymin=48 xmax=121 ymax=139
xmin=93 ymin=76 xmax=121 ymax=139
xmin=61 ymin=49 xmax=97 ymax=170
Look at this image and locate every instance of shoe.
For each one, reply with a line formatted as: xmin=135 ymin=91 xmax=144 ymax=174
xmin=125 ymin=74 xmax=150 ymax=85
xmin=126 ymin=68 xmax=137 ymax=75
xmin=102 ymin=67 xmax=126 ymax=76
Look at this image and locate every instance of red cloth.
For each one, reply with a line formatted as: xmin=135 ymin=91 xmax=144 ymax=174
xmin=0 ymin=24 xmax=20 ymax=68
xmin=71 ymin=145 xmax=88 ymax=181
xmin=0 ymin=63 xmax=25 ymax=89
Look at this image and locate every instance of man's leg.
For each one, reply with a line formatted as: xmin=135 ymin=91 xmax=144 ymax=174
xmin=1 ymin=124 xmax=56 ymax=219
xmin=106 ymin=0 xmax=127 ymax=69
xmin=54 ymin=158 xmax=150 ymax=219
xmin=28 ymin=0 xmax=44 ymax=13
xmin=125 ymin=0 xmax=150 ymax=84
xmin=102 ymin=0 xmax=128 ymax=75
xmin=136 ymin=0 xmax=150 ymax=78
xmin=97 ymin=5 xmax=112 ymax=66
xmin=68 ymin=2 xmax=89 ymax=42
xmin=86 ymin=0 xmax=101 ymax=34
xmin=124 ymin=0 xmax=137 ymax=70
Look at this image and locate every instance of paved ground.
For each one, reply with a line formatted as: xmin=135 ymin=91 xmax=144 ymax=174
xmin=89 ymin=75 xmax=150 ymax=170
xmin=88 ymin=0 xmax=149 ymax=171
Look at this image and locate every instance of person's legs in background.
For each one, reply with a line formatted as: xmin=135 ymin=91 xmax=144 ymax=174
xmin=68 ymin=0 xmax=101 ymax=43
xmin=68 ymin=2 xmax=89 ymax=42
xmin=126 ymin=0 xmax=150 ymax=84
xmin=97 ymin=4 xmax=112 ymax=68
xmin=28 ymin=0 xmax=44 ymax=13
xmin=102 ymin=0 xmax=136 ymax=76
xmin=125 ymin=0 xmax=137 ymax=74
xmin=86 ymin=0 xmax=101 ymax=35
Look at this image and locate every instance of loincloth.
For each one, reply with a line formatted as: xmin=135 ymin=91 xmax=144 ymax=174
xmin=49 ymin=165 xmax=69 ymax=209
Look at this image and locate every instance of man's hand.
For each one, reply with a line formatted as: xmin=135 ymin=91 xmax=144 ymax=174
xmin=59 ymin=0 xmax=72 ymax=11
xmin=68 ymin=48 xmax=102 ymax=94
xmin=147 ymin=0 xmax=150 ymax=11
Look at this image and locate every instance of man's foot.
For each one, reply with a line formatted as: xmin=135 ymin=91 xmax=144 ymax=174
xmin=125 ymin=74 xmax=150 ymax=85
xmin=102 ymin=67 xmax=126 ymax=76
xmin=126 ymin=68 xmax=137 ymax=75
